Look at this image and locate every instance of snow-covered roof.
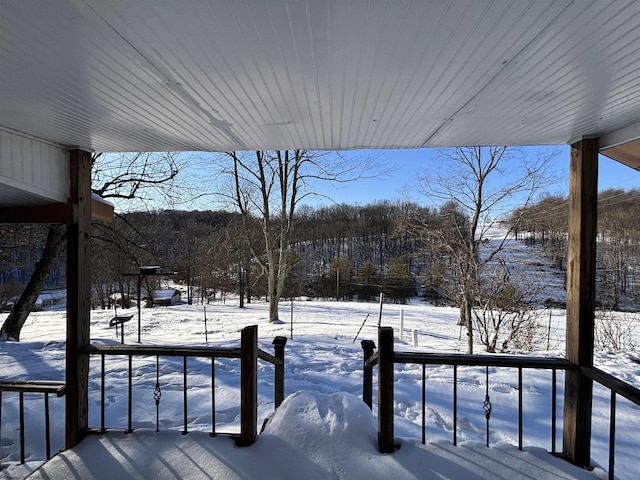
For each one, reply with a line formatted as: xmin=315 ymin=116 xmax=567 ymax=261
xmin=152 ymin=289 xmax=180 ymax=300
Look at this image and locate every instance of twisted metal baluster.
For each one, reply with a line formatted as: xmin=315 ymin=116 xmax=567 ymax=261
xmin=154 ymin=356 xmax=162 ymax=432
xmin=483 ymin=366 xmax=492 ymax=447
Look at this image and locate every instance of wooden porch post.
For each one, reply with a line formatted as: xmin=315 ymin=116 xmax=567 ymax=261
xmin=563 ymin=138 xmax=598 ymax=467
xmin=378 ymin=327 xmax=395 ymax=453
xmin=238 ymin=325 xmax=258 ymax=446
xmin=65 ymin=149 xmax=92 ymax=449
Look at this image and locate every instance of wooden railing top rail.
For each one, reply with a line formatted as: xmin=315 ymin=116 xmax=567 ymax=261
xmin=80 ymin=343 xmax=242 ymax=359
xmin=0 ymin=380 xmax=66 ymax=396
xmin=258 ymin=349 xmax=283 ymax=366
xmin=393 ymin=352 xmax=578 ymax=370
xmin=81 ymin=343 xmax=284 ymax=366
xmin=582 ymin=366 xmax=640 ymax=407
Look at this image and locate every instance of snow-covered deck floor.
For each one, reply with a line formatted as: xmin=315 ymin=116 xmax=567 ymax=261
xmin=28 ymin=431 xmax=600 ymax=480
xmin=29 ymin=392 xmax=601 ymax=480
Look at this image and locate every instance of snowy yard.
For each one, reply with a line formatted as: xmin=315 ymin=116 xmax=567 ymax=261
xmin=1 ymin=299 xmax=638 ymax=479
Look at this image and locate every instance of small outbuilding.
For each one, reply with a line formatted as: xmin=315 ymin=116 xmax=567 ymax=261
xmin=152 ymin=289 xmax=182 ymax=306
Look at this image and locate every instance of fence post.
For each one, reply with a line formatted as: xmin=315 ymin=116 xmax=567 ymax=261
xmin=238 ymin=325 xmax=258 ymax=446
xmin=378 ymin=327 xmax=395 ymax=453
xmin=361 ymin=340 xmax=376 ymax=409
xmin=273 ymin=336 xmax=287 ymax=408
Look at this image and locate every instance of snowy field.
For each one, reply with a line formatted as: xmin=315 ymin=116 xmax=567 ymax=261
xmin=1 ymin=298 xmax=639 ymax=479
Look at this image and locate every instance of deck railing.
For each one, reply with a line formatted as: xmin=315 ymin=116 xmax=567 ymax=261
xmin=0 ymin=380 xmax=66 ymax=465
xmin=363 ymin=327 xmax=640 ymax=480
xmin=79 ymin=325 xmax=286 ymax=447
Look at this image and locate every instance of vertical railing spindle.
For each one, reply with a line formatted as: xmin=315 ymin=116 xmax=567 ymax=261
xmin=421 ymin=364 xmax=426 ymax=444
xmin=154 ymin=356 xmax=161 ymax=433
xmin=609 ymin=392 xmax=616 ymax=480
xmin=483 ymin=367 xmax=491 ymax=447
xmin=182 ymin=356 xmax=188 ymax=435
xmin=453 ymin=365 xmax=458 ymax=446
xmin=19 ymin=391 xmax=25 ymax=464
xmin=44 ymin=393 xmax=51 ymax=459
xmin=551 ymin=369 xmax=557 ymax=453
xmin=211 ymin=359 xmax=216 ymax=436
xmin=518 ymin=367 xmax=523 ymax=450
xmin=100 ymin=354 xmax=105 ymax=432
xmin=126 ymin=354 xmax=132 ymax=434
xmin=0 ymin=391 xmax=3 ymax=460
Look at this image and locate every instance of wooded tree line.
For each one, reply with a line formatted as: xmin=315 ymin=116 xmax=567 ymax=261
xmin=97 ymin=202 xmax=429 ymax=306
xmin=510 ymin=188 xmax=640 ymax=310
xmin=0 ymin=200 xmax=456 ymax=310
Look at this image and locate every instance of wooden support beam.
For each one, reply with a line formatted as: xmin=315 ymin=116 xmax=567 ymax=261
xmin=65 ymin=149 xmax=92 ymax=449
xmin=563 ymin=138 xmax=598 ymax=468
xmin=238 ymin=325 xmax=258 ymax=447
xmin=378 ymin=327 xmax=395 ymax=453
xmin=91 ymin=196 xmax=114 ymax=222
xmin=0 ymin=197 xmax=112 ymax=224
xmin=0 ymin=203 xmax=75 ymax=223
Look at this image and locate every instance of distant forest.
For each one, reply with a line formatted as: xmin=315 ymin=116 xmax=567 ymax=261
xmin=1 ymin=188 xmax=640 ymax=311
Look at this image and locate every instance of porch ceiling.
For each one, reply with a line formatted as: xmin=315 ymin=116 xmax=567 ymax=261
xmin=2 ymin=1 xmax=640 ymax=163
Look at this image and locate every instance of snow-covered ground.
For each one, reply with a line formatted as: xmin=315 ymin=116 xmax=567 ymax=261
xmin=1 ymin=298 xmax=638 ymax=479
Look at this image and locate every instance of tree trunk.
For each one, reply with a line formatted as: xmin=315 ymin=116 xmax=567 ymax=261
xmin=268 ymin=290 xmax=279 ymax=322
xmin=0 ymin=225 xmax=67 ymax=341
xmin=460 ymin=295 xmax=474 ymax=354
xmin=238 ymin=265 xmax=245 ymax=308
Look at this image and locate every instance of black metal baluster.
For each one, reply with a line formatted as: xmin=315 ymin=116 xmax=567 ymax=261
xmin=0 ymin=391 xmax=3 ymax=460
xmin=126 ymin=354 xmax=133 ymax=434
xmin=518 ymin=367 xmax=523 ymax=450
xmin=422 ymin=364 xmax=426 ymax=444
xmin=154 ymin=356 xmax=162 ymax=433
xmin=101 ymin=353 xmax=105 ymax=432
xmin=483 ymin=366 xmax=492 ymax=447
xmin=453 ymin=365 xmax=457 ymax=446
xmin=210 ymin=359 xmax=216 ymax=437
xmin=609 ymin=392 xmax=616 ymax=480
xmin=551 ymin=369 xmax=557 ymax=453
xmin=19 ymin=391 xmax=25 ymax=464
xmin=182 ymin=356 xmax=188 ymax=434
xmin=44 ymin=393 xmax=51 ymax=459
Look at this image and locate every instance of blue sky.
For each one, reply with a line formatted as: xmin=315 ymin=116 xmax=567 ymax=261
xmin=180 ymin=146 xmax=639 ymax=214
xmin=300 ymin=145 xmax=639 ymax=208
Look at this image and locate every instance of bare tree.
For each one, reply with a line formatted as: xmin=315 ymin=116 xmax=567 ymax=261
xmin=1 ymin=152 xmax=187 ymax=341
xmin=220 ymin=150 xmax=371 ymax=322
xmin=415 ymin=146 xmax=555 ymax=354
xmin=472 ymin=259 xmax=546 ymax=352
xmin=594 ymin=309 xmax=638 ymax=352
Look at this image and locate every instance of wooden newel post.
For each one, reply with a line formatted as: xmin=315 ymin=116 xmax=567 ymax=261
xmin=563 ymin=138 xmax=598 ymax=468
xmin=361 ymin=340 xmax=376 ymax=410
xmin=273 ymin=336 xmax=287 ymax=408
xmin=239 ymin=325 xmax=258 ymax=446
xmin=378 ymin=327 xmax=395 ymax=453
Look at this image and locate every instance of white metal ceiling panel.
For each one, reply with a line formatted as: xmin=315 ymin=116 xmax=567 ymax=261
xmin=428 ymin=0 xmax=640 ymax=146
xmin=2 ymin=1 xmax=640 ymax=154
